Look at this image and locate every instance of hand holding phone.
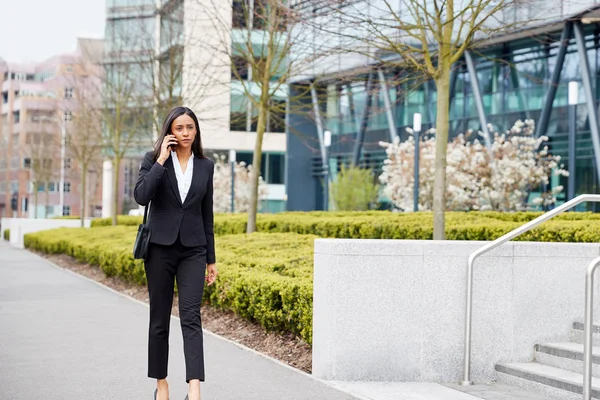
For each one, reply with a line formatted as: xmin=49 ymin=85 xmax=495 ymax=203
xmin=157 ymin=134 xmax=178 ymax=164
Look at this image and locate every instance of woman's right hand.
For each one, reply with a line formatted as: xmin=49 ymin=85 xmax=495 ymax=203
xmin=157 ymin=134 xmax=178 ymax=165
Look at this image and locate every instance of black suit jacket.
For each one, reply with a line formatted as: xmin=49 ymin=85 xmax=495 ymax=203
xmin=134 ymin=151 xmax=215 ymax=264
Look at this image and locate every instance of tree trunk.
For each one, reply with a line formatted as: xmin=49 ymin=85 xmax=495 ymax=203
xmin=246 ymin=103 xmax=268 ymax=234
xmin=433 ymin=67 xmax=451 ymax=240
xmin=112 ymin=157 xmax=121 ymax=226
xmin=80 ymin=164 xmax=87 ymax=228
xmin=44 ymin=188 xmax=50 ymax=218
xmin=33 ymin=185 xmax=38 ymax=219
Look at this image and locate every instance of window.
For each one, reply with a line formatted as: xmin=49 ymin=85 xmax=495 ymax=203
xmin=232 ymin=56 xmax=249 ymax=80
xmin=65 ymin=158 xmax=72 ymax=169
xmin=0 ymin=159 xmax=6 ymax=170
xmin=48 ymin=182 xmax=56 ymax=192
xmin=64 ymin=88 xmax=74 ymax=98
xmin=236 ymin=152 xmax=285 ymax=184
xmin=23 ymin=158 xmax=31 ymax=168
xmin=10 ymin=180 xmax=18 ymax=192
xmin=2 ymin=91 xmax=7 ymax=104
xmin=232 ymin=0 xmax=248 ymax=28
xmin=26 ymin=74 xmax=35 ymax=81
xmin=11 ymin=157 xmax=19 ymax=169
xmin=0 ymin=181 xmax=6 ymax=193
xmin=62 ymin=205 xmax=71 ymax=216
xmin=65 ymin=66 xmax=73 ymax=73
xmin=64 ymin=111 xmax=72 ymax=121
xmin=13 ymin=110 xmax=20 ymax=123
xmin=37 ymin=182 xmax=45 ymax=192
xmin=64 ymin=182 xmax=71 ymax=193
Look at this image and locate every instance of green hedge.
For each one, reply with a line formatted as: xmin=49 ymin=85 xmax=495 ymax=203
xmin=3 ymin=229 xmax=9 ymax=241
xmin=93 ymin=211 xmax=600 ymax=242
xmin=24 ymin=227 xmax=314 ymax=344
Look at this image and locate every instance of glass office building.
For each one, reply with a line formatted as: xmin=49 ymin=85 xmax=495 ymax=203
xmin=286 ymin=3 xmax=600 ymax=212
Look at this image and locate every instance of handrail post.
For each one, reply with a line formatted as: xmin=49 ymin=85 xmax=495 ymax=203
xmin=461 ymin=254 xmax=476 ymax=385
xmin=583 ymin=256 xmax=600 ymax=400
xmin=461 ymin=194 xmax=600 ymax=385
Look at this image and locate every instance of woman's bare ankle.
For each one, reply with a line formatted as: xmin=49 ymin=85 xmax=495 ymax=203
xmin=188 ymin=379 xmax=200 ymax=400
xmin=157 ymin=378 xmax=169 ymax=388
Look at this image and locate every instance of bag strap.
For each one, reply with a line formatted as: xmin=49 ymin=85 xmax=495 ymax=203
xmin=143 ymin=202 xmax=150 ymax=224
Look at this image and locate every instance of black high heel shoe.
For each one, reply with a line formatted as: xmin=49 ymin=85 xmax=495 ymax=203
xmin=184 ymin=396 xmax=188 ymax=400
xmin=154 ymin=389 xmax=158 ymax=400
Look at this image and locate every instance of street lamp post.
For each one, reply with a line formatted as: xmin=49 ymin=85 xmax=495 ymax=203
xmin=229 ymin=149 xmax=236 ymax=213
xmin=568 ymin=81 xmax=578 ymax=201
xmin=324 ymin=130 xmax=332 ymax=211
xmin=413 ymin=113 xmax=422 ymax=212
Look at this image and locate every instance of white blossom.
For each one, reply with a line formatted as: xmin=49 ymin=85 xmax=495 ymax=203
xmin=379 ymin=120 xmax=568 ymax=211
xmin=212 ymin=153 xmax=268 ymax=213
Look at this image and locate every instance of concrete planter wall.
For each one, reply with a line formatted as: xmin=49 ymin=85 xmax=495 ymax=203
xmin=0 ymin=218 xmax=91 ymax=249
xmin=313 ymin=239 xmax=600 ymax=383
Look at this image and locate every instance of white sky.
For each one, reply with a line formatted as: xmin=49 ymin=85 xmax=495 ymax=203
xmin=0 ymin=0 xmax=106 ymax=63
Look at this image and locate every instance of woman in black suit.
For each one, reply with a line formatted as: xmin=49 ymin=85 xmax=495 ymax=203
xmin=134 ymin=106 xmax=218 ymax=400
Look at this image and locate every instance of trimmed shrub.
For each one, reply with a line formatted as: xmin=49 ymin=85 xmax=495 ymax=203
xmin=3 ymin=229 xmax=9 ymax=241
xmin=91 ymin=211 xmax=600 ymax=241
xmin=24 ymin=227 xmax=315 ymax=344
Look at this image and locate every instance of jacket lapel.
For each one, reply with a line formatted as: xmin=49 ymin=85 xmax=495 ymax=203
xmin=165 ymin=157 xmax=183 ymax=206
xmin=186 ymin=155 xmax=202 ymax=203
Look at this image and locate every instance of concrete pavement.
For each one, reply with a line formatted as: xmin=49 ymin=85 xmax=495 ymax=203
xmin=0 ymin=240 xmax=551 ymax=400
xmin=0 ymin=241 xmax=358 ymax=400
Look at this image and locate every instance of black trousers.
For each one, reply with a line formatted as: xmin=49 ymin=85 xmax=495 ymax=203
xmin=144 ymin=235 xmax=206 ymax=383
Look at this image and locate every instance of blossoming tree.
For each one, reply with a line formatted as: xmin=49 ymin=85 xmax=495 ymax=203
xmin=212 ymin=154 xmax=268 ymax=213
xmin=379 ymin=120 xmax=568 ymax=212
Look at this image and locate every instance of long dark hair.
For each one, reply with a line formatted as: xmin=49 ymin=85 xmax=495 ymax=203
xmin=152 ymin=106 xmax=205 ymax=161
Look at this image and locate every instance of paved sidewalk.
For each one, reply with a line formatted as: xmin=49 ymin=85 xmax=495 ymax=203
xmin=0 ymin=241 xmax=358 ymax=400
xmin=0 ymin=241 xmax=548 ymax=400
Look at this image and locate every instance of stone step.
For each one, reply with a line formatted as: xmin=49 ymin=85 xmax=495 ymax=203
xmin=535 ymin=342 xmax=600 ymax=377
xmin=571 ymin=321 xmax=600 ymax=347
xmin=496 ymin=362 xmax=600 ymax=400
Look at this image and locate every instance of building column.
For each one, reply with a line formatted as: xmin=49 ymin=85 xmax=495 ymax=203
xmin=352 ymin=72 xmax=374 ymax=166
xmin=465 ymin=50 xmax=493 ymax=157
xmin=537 ymin=22 xmax=573 ymax=138
xmin=574 ymin=21 xmax=600 ymax=186
xmin=101 ymin=160 xmax=113 ymax=219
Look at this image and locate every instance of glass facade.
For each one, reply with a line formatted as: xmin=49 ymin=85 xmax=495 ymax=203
xmin=322 ymin=25 xmax=600 ymax=208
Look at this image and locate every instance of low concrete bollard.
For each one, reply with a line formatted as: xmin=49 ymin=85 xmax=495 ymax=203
xmin=0 ymin=218 xmax=92 ymax=249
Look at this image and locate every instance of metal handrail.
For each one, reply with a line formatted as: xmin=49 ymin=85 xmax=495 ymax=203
xmin=461 ymin=194 xmax=600 ymax=386
xmin=583 ymin=256 xmax=600 ymax=400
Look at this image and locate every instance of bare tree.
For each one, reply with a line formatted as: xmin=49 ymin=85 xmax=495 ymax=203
xmin=25 ymin=117 xmax=57 ymax=218
xmin=62 ymin=55 xmax=104 ymax=226
xmin=192 ymin=0 xmax=339 ymax=232
xmin=331 ymin=0 xmax=524 ymax=239
xmin=103 ymin=8 xmax=158 ymax=225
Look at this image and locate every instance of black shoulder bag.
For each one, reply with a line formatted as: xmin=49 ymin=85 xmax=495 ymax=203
xmin=133 ymin=204 xmax=151 ymax=260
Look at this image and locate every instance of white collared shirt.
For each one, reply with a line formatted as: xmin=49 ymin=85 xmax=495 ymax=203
xmin=171 ymin=151 xmax=194 ymax=203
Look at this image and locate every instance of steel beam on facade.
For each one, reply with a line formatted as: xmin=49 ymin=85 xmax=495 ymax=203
xmin=345 ymin=84 xmax=361 ymax=135
xmin=465 ymin=51 xmax=493 ymax=156
xmin=352 ymin=72 xmax=374 ymax=166
xmin=537 ymin=22 xmax=573 ymax=138
xmin=377 ymin=68 xmax=398 ymax=142
xmin=574 ymin=21 xmax=600 ymax=186
xmin=310 ymin=84 xmax=327 ymax=166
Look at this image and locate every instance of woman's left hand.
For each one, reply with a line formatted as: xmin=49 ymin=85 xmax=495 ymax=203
xmin=206 ymin=264 xmax=218 ymax=286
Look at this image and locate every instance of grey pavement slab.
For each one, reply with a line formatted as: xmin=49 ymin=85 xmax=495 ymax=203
xmin=0 ymin=240 xmax=546 ymax=400
xmin=0 ymin=241 xmax=358 ymax=400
